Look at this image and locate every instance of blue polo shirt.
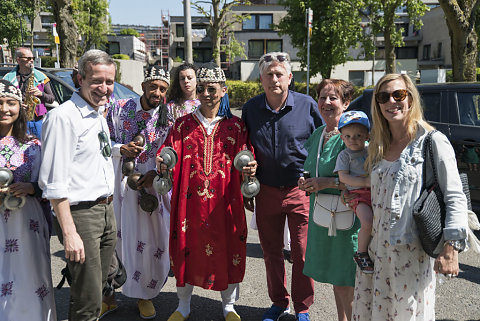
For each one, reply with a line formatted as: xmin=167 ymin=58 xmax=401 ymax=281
xmin=242 ymin=90 xmax=323 ymax=187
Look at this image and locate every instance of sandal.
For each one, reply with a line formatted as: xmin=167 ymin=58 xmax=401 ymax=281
xmin=353 ymin=252 xmax=374 ymax=274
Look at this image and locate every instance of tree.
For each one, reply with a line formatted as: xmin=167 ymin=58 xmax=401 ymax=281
xmin=222 ymin=31 xmax=247 ymax=63
xmin=192 ymin=0 xmax=250 ymax=66
xmin=0 ymin=0 xmax=26 ymax=54
xmin=50 ymin=0 xmax=78 ymax=67
xmin=72 ymin=0 xmax=110 ymax=55
xmin=365 ymin=0 xmax=429 ymax=74
xmin=277 ymin=0 xmax=364 ymax=79
xmin=439 ymin=0 xmax=480 ymax=82
xmin=119 ymin=28 xmax=140 ymax=37
xmin=23 ymin=0 xmax=47 ymax=52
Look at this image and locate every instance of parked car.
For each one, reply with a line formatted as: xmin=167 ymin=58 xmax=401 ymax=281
xmin=0 ymin=66 xmax=139 ymax=108
xmin=348 ymin=83 xmax=480 ymax=214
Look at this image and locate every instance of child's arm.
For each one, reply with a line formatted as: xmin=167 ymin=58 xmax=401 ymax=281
xmin=337 ymin=170 xmax=370 ymax=188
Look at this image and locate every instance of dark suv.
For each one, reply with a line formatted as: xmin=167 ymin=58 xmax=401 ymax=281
xmin=348 ymin=83 xmax=480 ymax=214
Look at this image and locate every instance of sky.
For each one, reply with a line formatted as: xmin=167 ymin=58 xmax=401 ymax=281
xmin=108 ymin=0 xmax=206 ymax=26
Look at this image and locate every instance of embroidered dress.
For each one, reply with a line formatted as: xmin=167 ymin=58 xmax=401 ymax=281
xmin=352 ymin=158 xmax=435 ymax=321
xmin=0 ymin=136 xmax=56 ymax=321
xmin=160 ymin=113 xmax=251 ymax=291
xmin=302 ymin=125 xmax=360 ymax=287
xmin=106 ymin=97 xmax=171 ymax=299
xmin=166 ymin=99 xmax=200 ymax=122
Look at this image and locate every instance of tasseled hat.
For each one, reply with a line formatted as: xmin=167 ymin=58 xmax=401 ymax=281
xmin=0 ymin=79 xmax=22 ymax=102
xmin=196 ymin=63 xmax=231 ymax=118
xmin=144 ymin=66 xmax=170 ymax=85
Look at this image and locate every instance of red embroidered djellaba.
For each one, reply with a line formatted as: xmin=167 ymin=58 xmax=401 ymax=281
xmin=159 ymin=112 xmax=254 ymax=291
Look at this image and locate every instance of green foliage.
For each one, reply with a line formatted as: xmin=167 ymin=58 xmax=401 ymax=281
xmin=72 ymin=0 xmax=110 ymax=56
xmin=23 ymin=0 xmax=47 ymax=50
xmin=114 ymin=60 xmax=122 ymax=83
xmin=0 ymin=0 xmax=33 ymax=52
xmin=277 ymin=0 xmax=364 ymax=79
xmin=294 ymin=82 xmax=318 ymax=101
xmin=221 ymin=32 xmax=247 ymax=63
xmin=192 ymin=0 xmax=251 ymax=66
xmin=40 ymin=56 xmax=57 ymax=67
xmin=173 ymin=56 xmax=183 ymax=63
xmin=119 ymin=28 xmax=140 ymax=37
xmin=226 ymin=80 xmax=263 ymax=109
xmin=112 ymin=54 xmax=130 ymax=60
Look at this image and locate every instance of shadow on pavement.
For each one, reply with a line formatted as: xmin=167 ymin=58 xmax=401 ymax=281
xmin=246 ymin=242 xmax=263 ymax=259
xmin=459 ymin=263 xmax=480 ymax=284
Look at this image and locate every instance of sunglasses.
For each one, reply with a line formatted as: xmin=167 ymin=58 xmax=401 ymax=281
xmin=196 ymin=85 xmax=217 ymax=95
xmin=98 ymin=131 xmax=112 ymax=157
xmin=20 ymin=57 xmax=34 ymax=61
xmin=375 ymin=89 xmax=409 ymax=104
xmin=262 ymin=54 xmax=289 ymax=63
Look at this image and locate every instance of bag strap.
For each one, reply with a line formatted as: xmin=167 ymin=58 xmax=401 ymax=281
xmin=422 ymin=130 xmax=439 ymax=190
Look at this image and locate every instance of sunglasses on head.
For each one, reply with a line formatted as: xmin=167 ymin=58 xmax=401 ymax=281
xmin=262 ymin=54 xmax=288 ymax=63
xmin=196 ymin=85 xmax=217 ymax=94
xmin=375 ymin=89 xmax=409 ymax=104
xmin=98 ymin=131 xmax=112 ymax=157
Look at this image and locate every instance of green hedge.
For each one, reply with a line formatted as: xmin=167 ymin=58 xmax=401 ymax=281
xmin=112 ymin=54 xmax=130 ymax=60
xmin=40 ymin=56 xmax=57 ymax=68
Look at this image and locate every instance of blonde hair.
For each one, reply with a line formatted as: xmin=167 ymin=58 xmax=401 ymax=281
xmin=365 ymin=73 xmax=434 ymax=172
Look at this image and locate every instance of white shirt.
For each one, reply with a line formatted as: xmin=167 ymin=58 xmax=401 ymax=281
xmin=194 ymin=107 xmax=223 ymax=135
xmin=39 ymin=92 xmax=115 ymax=204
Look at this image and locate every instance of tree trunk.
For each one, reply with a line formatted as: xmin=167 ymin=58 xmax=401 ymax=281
xmin=52 ymin=0 xmax=78 ymax=67
xmin=383 ymin=10 xmax=396 ymax=74
xmin=439 ymin=0 xmax=479 ymax=82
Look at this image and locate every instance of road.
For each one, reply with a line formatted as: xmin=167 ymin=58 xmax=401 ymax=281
xmin=50 ymin=208 xmax=480 ymax=321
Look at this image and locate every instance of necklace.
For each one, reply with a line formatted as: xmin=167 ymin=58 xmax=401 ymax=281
xmin=324 ymin=127 xmax=339 ymax=141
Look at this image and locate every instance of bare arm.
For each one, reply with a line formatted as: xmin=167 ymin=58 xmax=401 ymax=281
xmin=51 ymin=198 xmax=85 ymax=264
xmin=337 ymin=170 xmax=370 ymax=188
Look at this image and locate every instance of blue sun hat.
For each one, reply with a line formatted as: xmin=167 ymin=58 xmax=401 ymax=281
xmin=338 ymin=111 xmax=370 ymax=131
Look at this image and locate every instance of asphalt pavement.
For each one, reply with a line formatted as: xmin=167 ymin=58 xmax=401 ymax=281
xmin=50 ymin=208 xmax=480 ymax=321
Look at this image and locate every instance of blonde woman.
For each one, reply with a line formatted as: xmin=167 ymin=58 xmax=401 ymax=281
xmin=352 ymin=73 xmax=468 ymax=320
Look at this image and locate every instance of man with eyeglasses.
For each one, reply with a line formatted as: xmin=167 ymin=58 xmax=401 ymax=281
xmin=242 ymin=52 xmax=322 ymax=321
xmin=157 ymin=64 xmax=257 ymax=321
xmin=3 ymin=47 xmax=56 ymax=138
xmin=102 ymin=65 xmax=171 ymax=319
xmin=39 ymin=49 xmax=116 ymax=321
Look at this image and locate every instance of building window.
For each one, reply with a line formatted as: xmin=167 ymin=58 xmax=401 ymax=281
xmin=396 ymin=23 xmax=409 ymax=37
xmin=176 ymin=48 xmax=184 ymax=60
xmin=176 ymin=24 xmax=184 ymax=38
xmin=243 ymin=14 xmax=273 ymax=30
xmin=396 ymin=46 xmax=417 ymax=59
xmin=436 ymin=42 xmax=442 ymax=59
xmin=248 ymin=39 xmax=283 ymax=58
xmin=423 ymin=44 xmax=431 ymax=60
xmin=349 ymin=71 xmax=364 ymax=87
xmin=107 ymin=42 xmax=120 ymax=55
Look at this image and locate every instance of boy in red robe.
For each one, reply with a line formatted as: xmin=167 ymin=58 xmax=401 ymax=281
xmin=157 ymin=64 xmax=257 ymax=321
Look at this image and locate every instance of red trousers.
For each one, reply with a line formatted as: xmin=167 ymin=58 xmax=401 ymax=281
xmin=255 ymin=184 xmax=314 ymax=313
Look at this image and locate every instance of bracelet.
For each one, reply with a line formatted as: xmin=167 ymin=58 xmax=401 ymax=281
xmin=334 ymin=177 xmax=340 ymax=188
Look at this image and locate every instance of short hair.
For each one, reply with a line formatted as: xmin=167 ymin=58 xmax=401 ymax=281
xmin=15 ymin=47 xmax=32 ymax=58
xmin=77 ymin=49 xmax=115 ymax=78
xmin=259 ymin=52 xmax=292 ymax=75
xmin=167 ymin=63 xmax=197 ymax=103
xmin=365 ymin=73 xmax=434 ymax=172
xmin=316 ymin=79 xmax=354 ymax=103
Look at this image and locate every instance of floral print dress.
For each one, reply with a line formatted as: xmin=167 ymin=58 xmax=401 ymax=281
xmin=0 ymin=136 xmax=56 ymax=321
xmin=166 ymin=99 xmax=200 ymax=122
xmin=352 ymin=159 xmax=435 ymax=321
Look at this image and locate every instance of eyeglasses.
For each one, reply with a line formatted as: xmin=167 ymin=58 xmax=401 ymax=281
xmin=196 ymin=85 xmax=217 ymax=95
xmin=20 ymin=57 xmax=34 ymax=61
xmin=261 ymin=54 xmax=289 ymax=63
xmin=98 ymin=131 xmax=112 ymax=157
xmin=375 ymin=89 xmax=409 ymax=104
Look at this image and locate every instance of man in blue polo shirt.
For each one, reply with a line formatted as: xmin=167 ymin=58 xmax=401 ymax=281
xmin=242 ymin=52 xmax=322 ymax=321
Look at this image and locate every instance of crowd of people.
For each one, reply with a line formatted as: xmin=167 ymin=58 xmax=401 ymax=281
xmin=0 ymin=47 xmax=469 ymax=321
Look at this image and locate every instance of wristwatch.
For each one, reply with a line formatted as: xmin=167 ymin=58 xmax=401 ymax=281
xmin=334 ymin=177 xmax=340 ymax=188
xmin=445 ymin=239 xmax=466 ymax=252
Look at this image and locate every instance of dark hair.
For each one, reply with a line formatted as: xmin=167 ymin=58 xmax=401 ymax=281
xmin=166 ymin=63 xmax=197 ymax=103
xmin=11 ymin=103 xmax=29 ymax=143
xmin=315 ymin=79 xmax=354 ymax=103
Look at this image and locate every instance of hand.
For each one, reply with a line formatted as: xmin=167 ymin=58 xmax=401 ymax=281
xmin=434 ymin=243 xmax=459 ymax=276
xmin=156 ymin=155 xmax=169 ymax=173
xmin=120 ymin=141 xmax=144 ymax=158
xmin=341 ymin=190 xmax=356 ymax=207
xmin=298 ymin=176 xmax=306 ymax=191
xmin=8 ymin=182 xmax=34 ymax=197
xmin=63 ymin=232 xmax=85 ymax=264
xmin=137 ymin=170 xmax=157 ymax=189
xmin=28 ymin=87 xmax=42 ymax=97
xmin=244 ymin=197 xmax=254 ymax=212
xmin=242 ymin=160 xmax=257 ymax=177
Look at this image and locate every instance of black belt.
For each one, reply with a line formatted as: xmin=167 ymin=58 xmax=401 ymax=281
xmin=70 ymin=195 xmax=113 ymax=211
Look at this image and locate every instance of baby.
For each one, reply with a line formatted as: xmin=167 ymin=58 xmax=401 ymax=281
xmin=334 ymin=111 xmax=373 ymax=274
